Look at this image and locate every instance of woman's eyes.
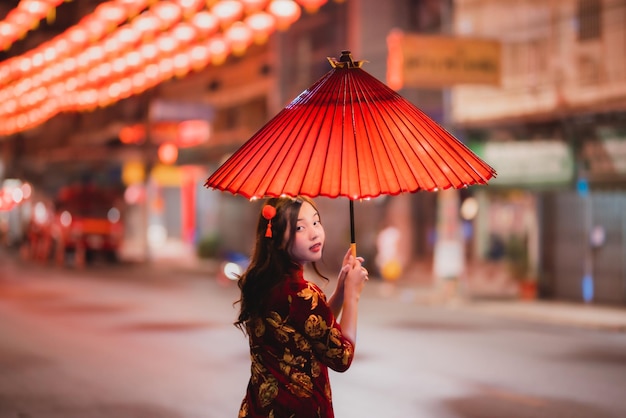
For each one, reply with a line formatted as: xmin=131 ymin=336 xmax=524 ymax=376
xmin=295 ymin=220 xmax=321 ymax=231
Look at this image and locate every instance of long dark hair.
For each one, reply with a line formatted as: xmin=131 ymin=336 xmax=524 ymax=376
xmin=234 ymin=196 xmax=326 ymax=332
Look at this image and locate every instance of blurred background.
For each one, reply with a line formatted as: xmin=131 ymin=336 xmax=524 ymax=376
xmin=1 ymin=0 xmax=625 ymax=306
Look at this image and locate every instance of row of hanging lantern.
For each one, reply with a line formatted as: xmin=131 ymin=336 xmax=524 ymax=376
xmin=0 ymin=0 xmax=65 ymax=52
xmin=0 ymin=0 xmax=336 ymax=136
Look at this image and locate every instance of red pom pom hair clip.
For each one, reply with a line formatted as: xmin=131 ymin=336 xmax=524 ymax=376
xmin=262 ymin=205 xmax=276 ymax=238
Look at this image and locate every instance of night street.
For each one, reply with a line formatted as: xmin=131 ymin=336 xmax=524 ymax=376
xmin=1 ymin=254 xmax=626 ymax=418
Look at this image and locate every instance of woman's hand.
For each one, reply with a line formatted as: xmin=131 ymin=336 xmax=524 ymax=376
xmin=329 ymin=248 xmax=365 ymax=319
xmin=337 ymin=248 xmax=364 ymax=289
xmin=343 ymin=253 xmax=368 ymax=301
xmin=338 ymin=250 xmax=368 ymax=346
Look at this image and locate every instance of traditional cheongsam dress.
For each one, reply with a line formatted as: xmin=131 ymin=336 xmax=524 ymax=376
xmin=238 ymin=267 xmax=355 ymax=418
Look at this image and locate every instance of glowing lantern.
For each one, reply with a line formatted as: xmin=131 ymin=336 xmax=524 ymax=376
xmin=158 ymin=57 xmax=175 ymax=80
xmin=178 ymin=0 xmax=205 ymax=17
xmin=151 ymin=1 xmax=182 ymax=30
xmin=158 ymin=142 xmax=178 ymax=165
xmin=189 ymin=44 xmax=210 ymax=70
xmin=224 ymin=22 xmax=252 ymax=55
xmin=6 ymin=10 xmax=32 ymax=31
xmin=82 ymin=16 xmax=108 ymax=41
xmin=22 ymin=1 xmax=49 ymax=17
xmin=132 ymin=13 xmax=161 ymax=40
xmin=93 ymin=2 xmax=128 ymax=28
xmin=207 ymin=36 xmax=230 ymax=65
xmin=116 ymin=0 xmax=149 ymax=17
xmin=267 ymin=0 xmax=301 ymax=30
xmin=173 ymin=52 xmax=191 ymax=78
xmin=125 ymin=50 xmax=142 ymax=70
xmin=0 ymin=21 xmax=19 ymax=41
xmin=144 ymin=63 xmax=160 ymax=84
xmin=190 ymin=11 xmax=219 ymax=38
xmin=156 ymin=34 xmax=178 ymax=54
xmin=65 ymin=26 xmax=89 ymax=49
xmin=139 ymin=42 xmax=158 ymax=61
xmin=112 ymin=56 xmax=128 ymax=75
xmin=131 ymin=72 xmax=148 ymax=91
xmin=97 ymin=61 xmax=112 ymax=80
xmin=296 ymin=0 xmax=327 ymax=13
xmin=171 ymin=22 xmax=196 ymax=45
xmin=86 ymin=45 xmax=105 ymax=65
xmin=244 ymin=12 xmax=275 ymax=44
xmin=114 ymin=26 xmax=141 ymax=50
xmin=211 ymin=0 xmax=244 ymax=27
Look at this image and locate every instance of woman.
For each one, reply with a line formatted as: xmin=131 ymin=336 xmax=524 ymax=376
xmin=236 ymin=196 xmax=368 ymax=418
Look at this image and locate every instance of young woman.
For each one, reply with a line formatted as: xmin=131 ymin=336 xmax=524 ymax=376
xmin=236 ymin=196 xmax=368 ymax=418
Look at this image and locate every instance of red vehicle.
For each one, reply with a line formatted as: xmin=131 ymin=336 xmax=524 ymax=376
xmin=50 ymin=185 xmax=124 ymax=266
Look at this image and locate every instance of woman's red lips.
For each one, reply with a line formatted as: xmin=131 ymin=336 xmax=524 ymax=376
xmin=310 ymin=243 xmax=322 ymax=252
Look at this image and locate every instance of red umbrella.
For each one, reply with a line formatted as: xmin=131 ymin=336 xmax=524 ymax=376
xmin=205 ymin=50 xmax=495 ymax=254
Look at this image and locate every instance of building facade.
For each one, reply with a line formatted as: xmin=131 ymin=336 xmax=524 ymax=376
xmin=452 ymin=0 xmax=626 ymax=305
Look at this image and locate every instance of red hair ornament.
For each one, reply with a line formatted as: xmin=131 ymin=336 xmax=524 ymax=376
xmin=262 ymin=204 xmax=276 ymax=237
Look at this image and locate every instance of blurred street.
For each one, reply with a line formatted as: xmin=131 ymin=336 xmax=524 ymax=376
xmin=1 ymin=250 xmax=626 ymax=418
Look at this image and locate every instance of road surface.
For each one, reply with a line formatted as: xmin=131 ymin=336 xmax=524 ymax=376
xmin=1 ymin=255 xmax=625 ymax=418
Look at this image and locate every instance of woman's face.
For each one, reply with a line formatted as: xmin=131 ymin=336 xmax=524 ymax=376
xmin=287 ymin=201 xmax=325 ymax=265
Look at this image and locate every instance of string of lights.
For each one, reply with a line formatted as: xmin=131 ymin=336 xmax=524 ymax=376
xmin=0 ymin=0 xmax=342 ymax=136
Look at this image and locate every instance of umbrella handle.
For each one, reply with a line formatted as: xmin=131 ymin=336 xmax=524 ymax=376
xmin=350 ymin=200 xmax=356 ymax=257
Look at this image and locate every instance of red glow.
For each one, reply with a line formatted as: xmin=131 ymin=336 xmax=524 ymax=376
xmin=158 ymin=142 xmax=178 ymax=165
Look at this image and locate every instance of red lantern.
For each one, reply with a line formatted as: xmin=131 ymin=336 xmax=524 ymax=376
xmin=207 ymin=36 xmax=230 ymax=66
xmin=224 ymin=22 xmax=252 ymax=55
xmin=173 ymin=52 xmax=191 ymax=78
xmin=267 ymin=0 xmax=301 ymax=30
xmin=190 ymin=11 xmax=219 ymax=38
xmin=171 ymin=22 xmax=196 ymax=45
xmin=113 ymin=0 xmax=149 ymax=18
xmin=131 ymin=13 xmax=161 ymax=40
xmin=178 ymin=0 xmax=205 ymax=17
xmin=211 ymin=0 xmax=244 ymax=27
xmin=150 ymin=1 xmax=182 ymax=30
xmin=114 ymin=26 xmax=141 ymax=50
xmin=65 ymin=25 xmax=89 ymax=49
xmin=93 ymin=2 xmax=129 ymax=28
xmin=156 ymin=34 xmax=178 ymax=54
xmin=244 ymin=12 xmax=275 ymax=44
xmin=188 ymin=44 xmax=209 ymax=70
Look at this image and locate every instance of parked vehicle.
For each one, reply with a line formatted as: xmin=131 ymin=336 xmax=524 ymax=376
xmin=49 ymin=185 xmax=124 ymax=266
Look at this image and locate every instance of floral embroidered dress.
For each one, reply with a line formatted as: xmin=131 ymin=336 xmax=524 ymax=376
xmin=238 ymin=267 xmax=355 ymax=418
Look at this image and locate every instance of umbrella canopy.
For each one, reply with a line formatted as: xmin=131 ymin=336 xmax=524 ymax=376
xmin=205 ymin=50 xmax=495 ymax=251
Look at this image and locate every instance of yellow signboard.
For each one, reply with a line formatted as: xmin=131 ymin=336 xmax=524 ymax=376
xmin=387 ymin=30 xmax=501 ymax=90
xmin=122 ymin=161 xmax=145 ymax=186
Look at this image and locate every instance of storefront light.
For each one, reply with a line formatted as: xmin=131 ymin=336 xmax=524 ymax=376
xmin=460 ymin=197 xmax=479 ymax=221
